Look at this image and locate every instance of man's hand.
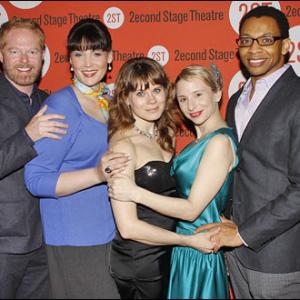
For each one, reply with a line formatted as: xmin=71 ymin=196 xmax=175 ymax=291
xmin=195 ymin=216 xmax=243 ymax=252
xmin=187 ymin=227 xmax=221 ymax=253
xmin=25 ymin=105 xmax=68 ymax=142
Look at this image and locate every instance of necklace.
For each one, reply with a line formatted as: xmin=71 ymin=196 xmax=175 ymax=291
xmin=134 ymin=125 xmax=158 ymax=139
xmin=72 ymin=76 xmax=113 ymax=122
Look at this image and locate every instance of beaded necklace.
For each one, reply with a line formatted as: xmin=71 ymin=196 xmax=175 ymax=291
xmin=134 ymin=125 xmax=158 ymax=139
xmin=72 ymin=76 xmax=113 ymax=122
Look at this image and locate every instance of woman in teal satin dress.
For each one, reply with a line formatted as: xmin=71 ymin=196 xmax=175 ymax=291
xmin=108 ymin=64 xmax=238 ymax=299
xmin=167 ymin=126 xmax=237 ymax=299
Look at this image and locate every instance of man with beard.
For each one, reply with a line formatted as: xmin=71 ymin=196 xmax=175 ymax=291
xmin=0 ymin=17 xmax=68 ymax=299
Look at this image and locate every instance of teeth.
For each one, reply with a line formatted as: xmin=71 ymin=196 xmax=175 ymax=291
xmin=17 ymin=68 xmax=31 ymax=71
xmin=249 ymin=59 xmax=265 ymax=63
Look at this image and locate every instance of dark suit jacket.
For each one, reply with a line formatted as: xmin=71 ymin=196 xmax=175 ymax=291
xmin=226 ymin=66 xmax=300 ymax=273
xmin=0 ymin=73 xmax=48 ymax=254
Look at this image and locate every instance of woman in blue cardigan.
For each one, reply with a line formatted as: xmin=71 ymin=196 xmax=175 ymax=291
xmin=24 ymin=18 xmax=128 ymax=299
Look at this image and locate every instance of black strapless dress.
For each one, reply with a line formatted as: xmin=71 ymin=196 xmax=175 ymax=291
xmin=110 ymin=160 xmax=177 ymax=299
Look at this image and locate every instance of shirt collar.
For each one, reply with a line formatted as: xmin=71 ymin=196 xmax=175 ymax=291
xmin=2 ymin=74 xmax=38 ymax=102
xmin=240 ymin=64 xmax=290 ymax=96
xmin=13 ymin=83 xmax=38 ymax=100
xmin=260 ymin=64 xmax=290 ymax=89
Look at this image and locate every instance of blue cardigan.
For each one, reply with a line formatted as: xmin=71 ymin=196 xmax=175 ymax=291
xmin=25 ymin=86 xmax=116 ymax=246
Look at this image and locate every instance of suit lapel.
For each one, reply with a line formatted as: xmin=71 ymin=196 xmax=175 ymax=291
xmin=227 ymin=89 xmax=242 ymax=137
xmin=239 ymin=67 xmax=294 ymax=146
xmin=0 ymin=74 xmax=31 ymax=122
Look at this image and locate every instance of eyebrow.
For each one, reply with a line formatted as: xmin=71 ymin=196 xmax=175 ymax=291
xmin=240 ymin=32 xmax=276 ymax=37
xmin=177 ymin=89 xmax=204 ymax=97
xmin=6 ymin=47 xmax=40 ymax=50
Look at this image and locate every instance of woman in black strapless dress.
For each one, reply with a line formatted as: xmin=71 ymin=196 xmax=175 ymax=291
xmin=111 ymin=161 xmax=176 ymax=299
xmin=106 ymin=57 xmax=215 ymax=299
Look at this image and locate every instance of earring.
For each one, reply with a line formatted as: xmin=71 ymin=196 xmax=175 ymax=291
xmin=70 ymin=66 xmax=74 ymax=72
xmin=108 ymin=63 xmax=112 ymax=71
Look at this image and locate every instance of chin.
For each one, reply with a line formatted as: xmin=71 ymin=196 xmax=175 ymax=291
xmin=245 ymin=65 xmax=270 ymax=76
xmin=15 ymin=76 xmax=37 ymax=86
xmin=142 ymin=115 xmax=161 ymax=122
xmin=150 ymin=111 xmax=164 ymax=119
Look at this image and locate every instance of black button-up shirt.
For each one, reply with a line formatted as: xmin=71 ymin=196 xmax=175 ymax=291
xmin=12 ymin=84 xmax=41 ymax=117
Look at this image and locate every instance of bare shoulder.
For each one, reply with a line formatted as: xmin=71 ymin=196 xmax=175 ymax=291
xmin=110 ymin=130 xmax=136 ymax=157
xmin=204 ymin=133 xmax=234 ymax=159
xmin=208 ymin=133 xmax=232 ymax=149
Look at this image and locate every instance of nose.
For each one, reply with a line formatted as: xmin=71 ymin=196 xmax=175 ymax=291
xmin=20 ymin=52 xmax=29 ymax=63
xmin=148 ymin=91 xmax=158 ymax=103
xmin=83 ymin=54 xmax=92 ymax=67
xmin=187 ymin=97 xmax=195 ymax=111
xmin=248 ymin=39 xmax=261 ymax=52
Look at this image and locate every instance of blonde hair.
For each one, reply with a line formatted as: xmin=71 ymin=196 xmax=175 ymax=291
xmin=0 ymin=17 xmax=45 ymax=49
xmin=175 ymin=63 xmax=223 ymax=92
xmin=175 ymin=64 xmax=224 ymax=131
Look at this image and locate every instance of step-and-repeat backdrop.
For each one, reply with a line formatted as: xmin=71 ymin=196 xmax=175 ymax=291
xmin=1 ymin=1 xmax=299 ymax=151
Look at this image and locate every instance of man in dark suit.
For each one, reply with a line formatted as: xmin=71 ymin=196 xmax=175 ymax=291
xmin=0 ymin=17 xmax=68 ymax=299
xmin=197 ymin=6 xmax=300 ymax=298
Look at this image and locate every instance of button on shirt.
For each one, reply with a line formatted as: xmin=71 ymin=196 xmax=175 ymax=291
xmin=13 ymin=85 xmax=41 ymax=117
xmin=235 ymin=64 xmax=290 ymax=141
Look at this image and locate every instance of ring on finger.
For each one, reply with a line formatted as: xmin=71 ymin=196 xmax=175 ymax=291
xmin=105 ymin=166 xmax=113 ymax=174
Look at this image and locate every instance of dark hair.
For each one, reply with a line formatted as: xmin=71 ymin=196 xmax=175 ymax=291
xmin=239 ymin=6 xmax=289 ymax=39
xmin=67 ymin=18 xmax=112 ymax=56
xmin=109 ymin=57 xmax=179 ymax=154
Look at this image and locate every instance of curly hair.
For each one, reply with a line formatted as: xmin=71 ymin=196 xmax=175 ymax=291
xmin=108 ymin=57 xmax=179 ymax=154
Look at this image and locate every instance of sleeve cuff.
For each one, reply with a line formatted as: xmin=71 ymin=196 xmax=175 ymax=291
xmin=25 ymin=171 xmax=61 ymax=199
xmin=237 ymin=230 xmax=248 ymax=247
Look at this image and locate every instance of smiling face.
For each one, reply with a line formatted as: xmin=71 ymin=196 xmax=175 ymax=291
xmin=238 ymin=16 xmax=290 ymax=82
xmin=176 ymin=77 xmax=221 ymax=126
xmin=70 ymin=48 xmax=112 ymax=89
xmin=127 ymin=81 xmax=167 ymax=123
xmin=0 ymin=28 xmax=44 ymax=91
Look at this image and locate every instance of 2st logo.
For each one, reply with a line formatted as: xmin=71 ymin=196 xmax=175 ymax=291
xmin=103 ymin=7 xmax=124 ymax=29
xmin=0 ymin=5 xmax=8 ymax=26
xmin=147 ymin=45 xmax=169 ymax=66
xmin=289 ymin=25 xmax=300 ymax=76
xmin=229 ymin=1 xmax=281 ymax=34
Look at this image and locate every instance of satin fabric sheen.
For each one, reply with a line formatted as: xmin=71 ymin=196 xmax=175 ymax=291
xmin=168 ymin=128 xmax=238 ymax=299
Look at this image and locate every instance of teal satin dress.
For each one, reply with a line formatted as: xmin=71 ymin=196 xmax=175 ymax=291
xmin=167 ymin=128 xmax=238 ymax=299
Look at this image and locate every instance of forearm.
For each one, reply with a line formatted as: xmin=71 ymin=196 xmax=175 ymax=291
xmin=56 ymin=168 xmax=103 ymax=197
xmin=118 ymin=217 xmax=189 ymax=247
xmin=239 ymin=188 xmax=300 ymax=250
xmin=136 ymin=187 xmax=196 ymax=221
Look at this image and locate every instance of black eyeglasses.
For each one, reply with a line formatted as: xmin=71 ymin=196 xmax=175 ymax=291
xmin=236 ymin=35 xmax=283 ymax=47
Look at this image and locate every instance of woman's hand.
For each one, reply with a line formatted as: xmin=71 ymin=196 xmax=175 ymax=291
xmin=108 ymin=174 xmax=139 ymax=203
xmin=97 ymin=150 xmax=130 ymax=182
xmin=183 ymin=227 xmax=220 ymax=253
